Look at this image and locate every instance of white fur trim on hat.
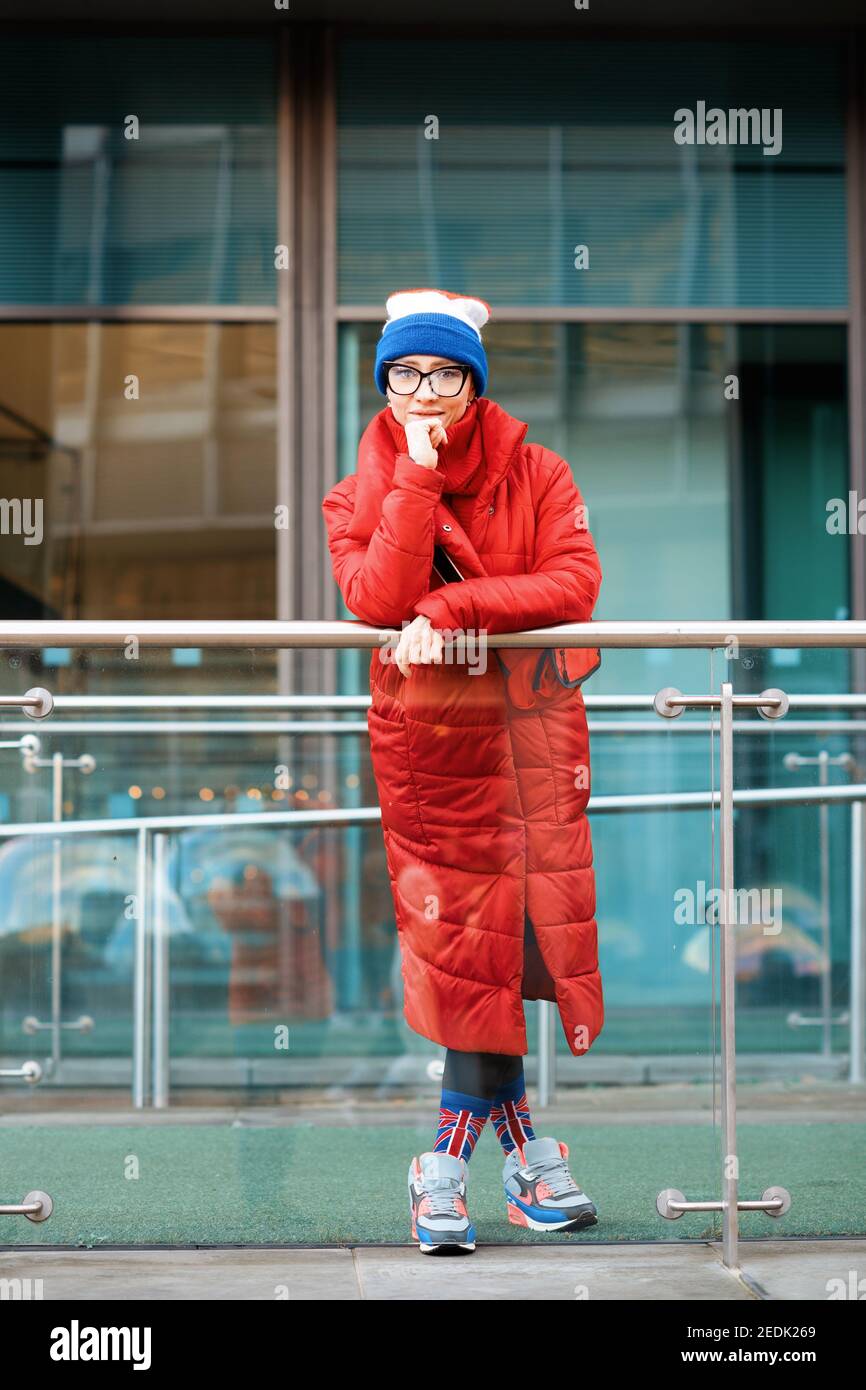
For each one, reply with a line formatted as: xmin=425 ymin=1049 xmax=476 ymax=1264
xmin=383 ymin=289 xmax=490 ymax=338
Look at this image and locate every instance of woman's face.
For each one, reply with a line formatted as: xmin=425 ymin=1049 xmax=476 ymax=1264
xmin=385 ymin=354 xmax=476 ymax=430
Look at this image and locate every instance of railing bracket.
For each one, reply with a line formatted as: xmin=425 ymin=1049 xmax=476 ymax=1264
xmin=0 ymin=1190 xmax=54 ymax=1222
xmin=657 ymin=1186 xmax=792 ymax=1220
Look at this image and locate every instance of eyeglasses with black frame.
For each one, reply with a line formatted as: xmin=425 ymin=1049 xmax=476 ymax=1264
xmin=384 ymin=361 xmax=471 ymax=397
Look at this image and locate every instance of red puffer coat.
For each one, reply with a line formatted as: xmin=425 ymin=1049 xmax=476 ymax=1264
xmin=322 ymin=396 xmax=603 ymax=1057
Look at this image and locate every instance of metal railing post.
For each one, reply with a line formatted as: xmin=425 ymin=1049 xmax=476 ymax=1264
xmin=132 ymin=827 xmax=151 ymax=1109
xmin=851 ymin=800 xmax=865 ymax=1086
xmin=718 ymin=682 xmax=738 ymax=1267
xmin=152 ymin=833 xmax=170 ymax=1110
xmin=783 ymin=750 xmax=855 ymax=1049
xmin=51 ymin=751 xmax=62 ymax=1076
xmin=537 ymin=999 xmax=556 ymax=1108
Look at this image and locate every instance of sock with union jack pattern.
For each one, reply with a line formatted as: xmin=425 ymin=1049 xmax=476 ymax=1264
xmin=489 ymin=1069 xmax=537 ymax=1156
xmin=432 ymin=1088 xmax=491 ymax=1162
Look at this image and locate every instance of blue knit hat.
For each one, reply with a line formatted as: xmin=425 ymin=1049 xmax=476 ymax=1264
xmin=374 ymin=288 xmax=490 ymax=397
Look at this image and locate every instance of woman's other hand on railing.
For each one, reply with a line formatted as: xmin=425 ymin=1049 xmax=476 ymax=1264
xmin=393 ymin=614 xmax=444 ymax=677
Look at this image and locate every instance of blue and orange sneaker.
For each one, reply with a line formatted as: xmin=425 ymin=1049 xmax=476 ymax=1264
xmin=503 ymin=1136 xmax=597 ymax=1232
xmin=408 ymin=1152 xmax=477 ymax=1254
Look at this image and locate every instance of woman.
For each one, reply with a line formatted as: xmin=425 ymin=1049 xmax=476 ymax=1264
xmin=322 ymin=288 xmax=603 ymax=1254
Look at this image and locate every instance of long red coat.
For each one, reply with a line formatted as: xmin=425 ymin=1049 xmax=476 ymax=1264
xmin=322 ymin=396 xmax=603 ymax=1057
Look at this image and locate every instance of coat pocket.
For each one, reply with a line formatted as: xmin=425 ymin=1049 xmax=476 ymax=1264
xmin=547 ymin=647 xmax=602 ymax=690
xmin=542 ymin=693 xmax=592 ymax=824
xmin=366 ymin=707 xmax=431 ymax=847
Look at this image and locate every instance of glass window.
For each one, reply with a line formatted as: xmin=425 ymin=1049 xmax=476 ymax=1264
xmin=338 ymin=38 xmax=846 ymax=307
xmin=0 ymin=322 xmax=277 ymax=620
xmin=0 ymin=36 xmax=277 ymax=305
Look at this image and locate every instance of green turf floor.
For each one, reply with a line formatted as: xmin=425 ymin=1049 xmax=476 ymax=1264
xmin=2 ymin=1122 xmax=864 ymax=1246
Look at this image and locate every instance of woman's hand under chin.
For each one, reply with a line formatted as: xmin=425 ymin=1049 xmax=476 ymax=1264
xmin=393 ymin=614 xmax=444 ymax=678
xmin=404 ymin=417 xmax=448 ymax=470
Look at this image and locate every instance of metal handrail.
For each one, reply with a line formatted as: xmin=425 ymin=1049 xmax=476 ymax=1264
xmin=0 ymin=618 xmax=864 ymax=648
xmin=12 ymin=692 xmax=866 ymax=710
xmin=1 ymin=779 xmax=866 ymax=842
xmin=2 ymin=717 xmax=866 ymax=737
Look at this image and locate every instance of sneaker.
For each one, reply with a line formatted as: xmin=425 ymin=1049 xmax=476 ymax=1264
xmin=408 ymin=1151 xmax=477 ymax=1254
xmin=503 ymin=1136 xmax=598 ymax=1232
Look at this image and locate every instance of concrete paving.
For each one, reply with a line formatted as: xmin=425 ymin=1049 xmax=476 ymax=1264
xmin=2 ymin=1239 xmax=862 ymax=1300
xmin=0 ymin=1248 xmax=360 ymax=1301
xmin=351 ymin=1243 xmax=753 ymax=1301
xmin=715 ymin=1239 xmax=866 ymax=1301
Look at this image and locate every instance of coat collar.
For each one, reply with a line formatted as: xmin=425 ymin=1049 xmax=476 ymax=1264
xmin=381 ymin=398 xmax=485 ymax=494
xmin=348 ymin=396 xmax=528 ymax=558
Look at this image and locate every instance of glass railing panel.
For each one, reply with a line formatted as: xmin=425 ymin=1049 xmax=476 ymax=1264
xmin=550 ymin=647 xmax=723 ymax=1244
xmin=0 ymin=641 xmax=728 ymax=1247
xmin=716 ymin=643 xmax=865 ymax=1244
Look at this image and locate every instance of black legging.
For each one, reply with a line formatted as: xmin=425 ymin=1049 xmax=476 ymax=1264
xmin=442 ymin=1047 xmax=523 ymax=1101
